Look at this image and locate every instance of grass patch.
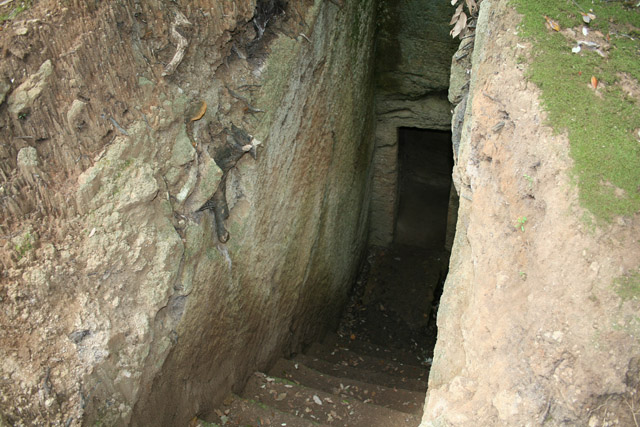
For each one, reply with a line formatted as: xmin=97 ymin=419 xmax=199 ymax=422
xmin=0 ymin=0 xmax=32 ymax=22
xmin=14 ymin=232 xmax=34 ymax=260
xmin=614 ymin=269 xmax=640 ymax=301
xmin=512 ymin=0 xmax=640 ymax=221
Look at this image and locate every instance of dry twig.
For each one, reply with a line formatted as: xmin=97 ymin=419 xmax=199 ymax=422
xmin=162 ymin=10 xmax=191 ymax=76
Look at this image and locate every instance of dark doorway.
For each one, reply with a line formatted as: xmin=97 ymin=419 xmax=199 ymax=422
xmin=395 ymin=128 xmax=454 ymax=249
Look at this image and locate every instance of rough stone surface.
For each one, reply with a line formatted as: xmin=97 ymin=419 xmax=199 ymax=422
xmin=369 ymin=0 xmax=458 ymax=246
xmin=376 ymin=0 xmax=457 ymax=97
xmin=7 ymin=59 xmax=52 ymax=117
xmin=422 ymin=1 xmax=640 ymax=425
xmin=16 ymin=147 xmax=38 ymax=171
xmin=0 ymin=79 xmax=10 ymax=105
xmin=0 ymin=1 xmax=377 ymax=426
xmin=66 ymin=99 xmax=87 ymax=132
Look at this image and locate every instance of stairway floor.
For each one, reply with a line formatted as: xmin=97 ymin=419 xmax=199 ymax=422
xmin=240 ymin=373 xmax=420 ymax=427
xmin=204 ymin=245 xmax=446 ymax=426
xmin=337 ymin=245 xmax=448 ymax=359
xmin=269 ymin=358 xmax=425 ymax=414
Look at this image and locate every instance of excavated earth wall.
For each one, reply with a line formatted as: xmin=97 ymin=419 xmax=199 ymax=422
xmin=423 ymin=1 xmax=640 ymax=425
xmin=0 ymin=0 xmax=377 ymax=425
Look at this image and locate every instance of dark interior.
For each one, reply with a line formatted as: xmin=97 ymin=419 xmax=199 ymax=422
xmin=394 ymin=128 xmax=454 ymax=249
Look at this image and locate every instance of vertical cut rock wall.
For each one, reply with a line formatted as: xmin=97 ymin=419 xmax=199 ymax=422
xmin=423 ymin=1 xmax=640 ymax=425
xmin=0 ymin=0 xmax=377 ymax=425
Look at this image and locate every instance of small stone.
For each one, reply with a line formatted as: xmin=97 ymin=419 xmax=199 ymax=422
xmin=171 ymin=124 xmax=196 ymax=167
xmin=7 ymin=59 xmax=53 ymax=117
xmin=67 ymin=99 xmax=87 ymax=131
xmin=68 ymin=329 xmax=90 ymax=344
xmin=17 ymin=147 xmax=38 ymax=171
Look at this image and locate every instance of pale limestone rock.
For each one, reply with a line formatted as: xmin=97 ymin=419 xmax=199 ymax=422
xmin=7 ymin=59 xmax=53 ymax=116
xmin=67 ymin=99 xmax=87 ymax=131
xmin=184 ymin=149 xmax=223 ymax=211
xmin=0 ymin=1 xmax=379 ymax=425
xmin=176 ymin=165 xmax=198 ymax=203
xmin=171 ymin=124 xmax=196 ymax=167
xmin=17 ymin=146 xmax=38 ymax=172
xmin=114 ymin=163 xmax=158 ymax=212
xmin=16 ymin=147 xmax=40 ymax=186
xmin=493 ymin=390 xmax=522 ymax=420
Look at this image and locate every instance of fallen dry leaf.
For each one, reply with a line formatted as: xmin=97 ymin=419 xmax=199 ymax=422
xmin=591 ymin=76 xmax=598 ymax=89
xmin=581 ymin=12 xmax=596 ymax=24
xmin=543 ymin=15 xmax=560 ymax=32
xmin=190 ymin=100 xmax=207 ymax=122
xmin=450 ymin=10 xmax=467 ymax=38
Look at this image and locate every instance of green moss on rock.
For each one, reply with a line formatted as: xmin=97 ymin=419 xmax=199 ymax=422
xmin=513 ymin=0 xmax=640 ymax=220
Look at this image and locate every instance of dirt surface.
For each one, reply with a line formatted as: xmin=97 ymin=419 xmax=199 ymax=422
xmin=269 ymin=357 xmax=426 ymax=414
xmin=240 ymin=373 xmax=420 ymax=427
xmin=338 ymin=245 xmax=448 ymax=361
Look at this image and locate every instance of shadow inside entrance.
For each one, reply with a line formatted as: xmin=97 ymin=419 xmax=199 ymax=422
xmin=395 ymin=127 xmax=454 ymax=250
xmin=337 ymin=128 xmax=456 ymax=360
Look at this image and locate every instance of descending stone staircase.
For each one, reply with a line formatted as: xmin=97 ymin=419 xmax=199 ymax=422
xmin=198 ymin=245 xmax=443 ymax=426
xmin=202 ymin=332 xmax=428 ymax=427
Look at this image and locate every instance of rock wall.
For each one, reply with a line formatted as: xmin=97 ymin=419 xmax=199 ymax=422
xmin=423 ymin=1 xmax=640 ymax=425
xmin=368 ymin=0 xmax=457 ymax=246
xmin=0 ymin=0 xmax=377 ymax=425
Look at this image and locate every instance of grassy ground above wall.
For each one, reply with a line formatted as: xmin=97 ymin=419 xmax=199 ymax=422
xmin=512 ymin=0 xmax=640 ymax=221
xmin=0 ymin=0 xmax=31 ymax=22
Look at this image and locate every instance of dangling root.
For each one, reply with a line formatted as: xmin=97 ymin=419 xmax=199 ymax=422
xmin=211 ymin=177 xmax=230 ymax=243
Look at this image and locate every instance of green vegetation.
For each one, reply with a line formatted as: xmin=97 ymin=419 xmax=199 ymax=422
xmin=516 ymin=216 xmax=527 ymax=231
xmin=14 ymin=232 xmax=33 ymax=260
xmin=111 ymin=158 xmax=134 ymax=196
xmin=113 ymin=158 xmax=134 ymax=179
xmin=512 ymin=0 xmax=640 ymax=221
xmin=614 ymin=269 xmax=640 ymax=301
xmin=0 ymin=0 xmax=31 ymax=22
xmin=523 ymin=174 xmax=534 ymax=187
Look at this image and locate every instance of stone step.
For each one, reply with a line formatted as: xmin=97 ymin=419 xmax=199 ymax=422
xmin=203 ymin=393 xmax=324 ymax=426
xmin=269 ymin=358 xmax=425 ymax=415
xmin=306 ymin=342 xmax=429 ymax=383
xmin=241 ymin=372 xmax=421 ymax=427
xmin=323 ymin=332 xmax=428 ymax=368
xmin=293 ymin=353 xmax=427 ymax=393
